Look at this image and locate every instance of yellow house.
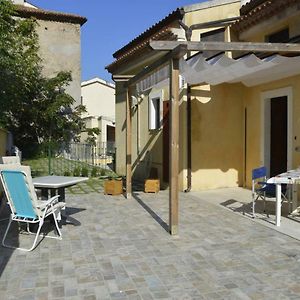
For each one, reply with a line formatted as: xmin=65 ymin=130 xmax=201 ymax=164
xmin=106 ymin=0 xmax=300 ymax=192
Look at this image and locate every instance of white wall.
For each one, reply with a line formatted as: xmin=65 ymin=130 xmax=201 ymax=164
xmin=81 ymin=78 xmax=115 ymax=119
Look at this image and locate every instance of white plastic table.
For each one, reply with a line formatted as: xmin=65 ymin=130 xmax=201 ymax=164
xmin=33 ymin=176 xmax=88 ymax=224
xmin=267 ymin=169 xmax=300 ymax=226
xmin=33 ymin=175 xmax=88 ymax=199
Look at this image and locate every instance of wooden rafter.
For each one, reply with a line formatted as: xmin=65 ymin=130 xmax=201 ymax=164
xmin=150 ymin=40 xmax=300 ymax=53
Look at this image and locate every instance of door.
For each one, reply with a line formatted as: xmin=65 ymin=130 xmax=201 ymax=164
xmin=163 ymin=101 xmax=169 ymax=183
xmin=270 ymin=96 xmax=287 ymax=177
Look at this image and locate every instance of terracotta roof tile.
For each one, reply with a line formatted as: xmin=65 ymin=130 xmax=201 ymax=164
xmin=106 ymin=29 xmax=177 ymax=73
xmin=113 ymin=8 xmax=184 ymax=58
xmin=232 ymin=0 xmax=299 ymax=33
xmin=14 ymin=5 xmax=87 ymax=25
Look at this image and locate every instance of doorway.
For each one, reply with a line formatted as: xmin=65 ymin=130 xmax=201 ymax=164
xmin=261 ymin=88 xmax=292 ymax=178
xmin=270 ymin=96 xmax=287 ymax=177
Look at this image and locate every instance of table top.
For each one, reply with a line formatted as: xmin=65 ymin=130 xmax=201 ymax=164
xmin=267 ymin=169 xmax=300 ymax=184
xmin=33 ymin=176 xmax=88 ymax=188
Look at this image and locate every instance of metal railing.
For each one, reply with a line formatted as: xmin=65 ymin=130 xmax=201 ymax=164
xmin=44 ymin=142 xmax=116 ymax=176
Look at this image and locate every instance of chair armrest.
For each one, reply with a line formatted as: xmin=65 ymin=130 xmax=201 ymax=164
xmin=257 ymin=181 xmax=268 ymax=185
xmin=36 ymin=195 xmax=60 ymax=209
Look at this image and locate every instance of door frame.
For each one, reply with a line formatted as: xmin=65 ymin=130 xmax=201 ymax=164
xmin=260 ymin=87 xmax=293 ymax=177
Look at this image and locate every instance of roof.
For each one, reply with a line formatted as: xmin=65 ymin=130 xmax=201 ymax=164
xmin=107 ymin=0 xmax=242 ymax=74
xmin=81 ymin=78 xmax=115 ymax=89
xmin=106 ymin=29 xmax=177 ymax=73
xmin=232 ymin=0 xmax=299 ymax=33
xmin=113 ymin=8 xmax=184 ymax=59
xmin=14 ymin=5 xmax=87 ymax=26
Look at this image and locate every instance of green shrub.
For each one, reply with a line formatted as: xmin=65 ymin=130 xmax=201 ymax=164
xmin=91 ymin=167 xmax=98 ymax=177
xmin=81 ymin=167 xmax=89 ymax=177
xmin=100 ymin=168 xmax=106 ymax=176
xmin=73 ymin=167 xmax=81 ymax=177
xmin=64 ymin=171 xmax=71 ymax=176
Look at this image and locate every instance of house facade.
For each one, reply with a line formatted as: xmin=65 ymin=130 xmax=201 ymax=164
xmin=12 ymin=0 xmax=86 ymax=106
xmin=80 ymin=77 xmax=115 ymax=147
xmin=107 ymin=0 xmax=300 ymax=191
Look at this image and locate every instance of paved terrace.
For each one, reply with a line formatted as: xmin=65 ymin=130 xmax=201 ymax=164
xmin=1 ymin=187 xmax=300 ymax=300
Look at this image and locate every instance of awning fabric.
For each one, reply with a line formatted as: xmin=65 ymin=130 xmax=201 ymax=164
xmin=180 ymin=53 xmax=300 ymax=87
xmin=135 ymin=53 xmax=300 ymax=92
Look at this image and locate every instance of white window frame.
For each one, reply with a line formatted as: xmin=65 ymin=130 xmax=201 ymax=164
xmin=148 ymin=90 xmax=163 ymax=130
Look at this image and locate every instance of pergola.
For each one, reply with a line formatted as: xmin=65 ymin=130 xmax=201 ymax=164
xmin=122 ymin=40 xmax=300 ymax=235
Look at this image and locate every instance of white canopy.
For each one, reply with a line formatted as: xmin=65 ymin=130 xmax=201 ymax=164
xmin=135 ymin=53 xmax=300 ymax=92
xmin=180 ymin=53 xmax=300 ymax=87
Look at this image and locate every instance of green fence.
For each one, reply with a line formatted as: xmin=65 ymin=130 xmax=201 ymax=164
xmin=44 ymin=142 xmax=115 ymax=177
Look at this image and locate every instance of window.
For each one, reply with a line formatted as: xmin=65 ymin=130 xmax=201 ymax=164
xmin=149 ymin=91 xmax=163 ymax=130
xmin=200 ymin=28 xmax=225 ymax=58
xmin=266 ymin=28 xmax=289 ymax=43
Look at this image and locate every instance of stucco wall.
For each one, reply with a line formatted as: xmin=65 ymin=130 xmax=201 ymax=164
xmin=81 ymin=81 xmax=115 ymax=119
xmin=36 ymin=20 xmax=82 ymax=107
xmin=190 ymin=83 xmax=245 ymax=190
xmin=185 ymin=0 xmax=240 ymax=42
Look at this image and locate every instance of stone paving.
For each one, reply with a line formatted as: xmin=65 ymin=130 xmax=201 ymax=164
xmin=1 ymin=189 xmax=300 ymax=299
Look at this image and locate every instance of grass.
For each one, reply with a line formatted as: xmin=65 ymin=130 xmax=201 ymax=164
xmin=22 ymin=157 xmax=120 ymax=194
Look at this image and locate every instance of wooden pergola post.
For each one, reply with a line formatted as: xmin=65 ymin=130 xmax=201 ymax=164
xmin=126 ymin=87 xmax=132 ymax=198
xmin=169 ymin=57 xmax=180 ymax=235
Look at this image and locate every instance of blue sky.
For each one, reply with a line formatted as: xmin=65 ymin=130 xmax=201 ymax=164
xmin=29 ymin=0 xmax=205 ymax=82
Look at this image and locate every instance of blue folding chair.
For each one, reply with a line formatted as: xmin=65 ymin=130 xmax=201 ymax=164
xmin=252 ymin=166 xmax=290 ymax=218
xmin=0 ymin=167 xmax=63 ymax=251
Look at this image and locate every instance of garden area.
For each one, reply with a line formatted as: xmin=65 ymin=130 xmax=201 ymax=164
xmin=23 ymin=156 xmax=119 ymax=194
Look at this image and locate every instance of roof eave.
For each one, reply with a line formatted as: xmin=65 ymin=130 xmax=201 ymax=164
xmin=112 ymin=7 xmax=184 ymax=59
xmin=14 ymin=5 xmax=87 ymax=26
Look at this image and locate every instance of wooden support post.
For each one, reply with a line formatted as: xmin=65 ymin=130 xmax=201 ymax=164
xmin=169 ymin=57 xmax=180 ymax=235
xmin=126 ymin=87 xmax=132 ymax=198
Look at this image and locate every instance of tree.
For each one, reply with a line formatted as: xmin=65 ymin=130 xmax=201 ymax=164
xmin=0 ymin=0 xmax=87 ymax=158
xmin=0 ymin=0 xmax=41 ymax=120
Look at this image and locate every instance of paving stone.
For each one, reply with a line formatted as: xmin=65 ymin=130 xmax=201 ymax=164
xmin=1 ymin=188 xmax=300 ymax=299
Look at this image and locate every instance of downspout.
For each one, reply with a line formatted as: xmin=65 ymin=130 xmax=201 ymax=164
xmin=184 ymin=85 xmax=192 ymax=192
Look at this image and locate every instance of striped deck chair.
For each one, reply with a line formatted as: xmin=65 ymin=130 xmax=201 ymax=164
xmin=0 ymin=166 xmax=63 ymax=251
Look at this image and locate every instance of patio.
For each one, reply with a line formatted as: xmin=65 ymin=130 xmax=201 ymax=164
xmin=1 ymin=187 xmax=300 ymax=299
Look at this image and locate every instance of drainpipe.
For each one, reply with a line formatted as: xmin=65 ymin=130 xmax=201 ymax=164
xmin=184 ymin=85 xmax=192 ymax=193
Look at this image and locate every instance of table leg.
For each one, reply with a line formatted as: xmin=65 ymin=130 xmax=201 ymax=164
xmin=276 ymin=184 xmax=282 ymax=226
xmin=58 ymin=187 xmax=65 ymax=201
xmin=57 ymin=187 xmax=79 ymax=225
xmin=41 ymin=188 xmax=49 ymax=199
xmin=292 ymin=184 xmax=298 ymax=214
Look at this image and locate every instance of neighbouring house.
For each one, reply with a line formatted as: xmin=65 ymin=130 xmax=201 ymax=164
xmin=106 ymin=0 xmax=300 ymax=193
xmin=80 ymin=77 xmax=116 ymax=146
xmin=1 ymin=0 xmax=86 ymax=156
xmin=12 ymin=0 xmax=87 ymax=106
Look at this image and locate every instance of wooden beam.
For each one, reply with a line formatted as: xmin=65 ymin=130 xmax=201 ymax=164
xmin=169 ymin=57 xmax=180 ymax=235
xmin=125 ymin=44 xmax=187 ymax=88
xmin=126 ymin=87 xmax=132 ymax=199
xmin=150 ymin=40 xmax=300 ymax=53
xmin=112 ymin=75 xmax=134 ymax=82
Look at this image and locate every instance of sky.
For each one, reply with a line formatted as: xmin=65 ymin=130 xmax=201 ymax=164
xmin=29 ymin=0 xmax=205 ymax=83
